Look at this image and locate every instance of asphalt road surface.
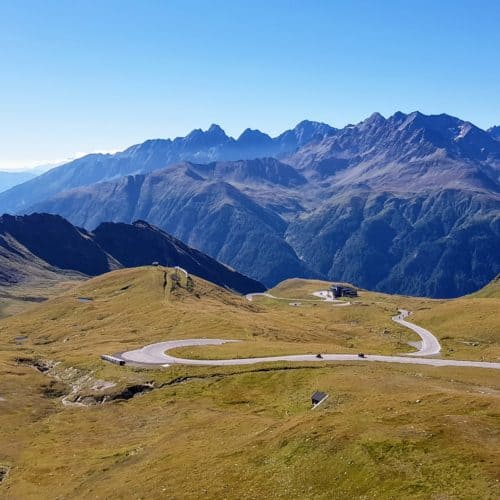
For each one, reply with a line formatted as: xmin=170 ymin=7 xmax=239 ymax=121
xmin=110 ymin=291 xmax=500 ymax=370
xmin=247 ymin=292 xmax=439 ymax=356
xmin=393 ymin=309 xmax=441 ymax=356
xmin=115 ymin=338 xmax=500 ymax=370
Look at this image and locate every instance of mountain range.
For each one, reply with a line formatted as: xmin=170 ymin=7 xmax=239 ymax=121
xmin=1 ymin=112 xmax=499 ymax=297
xmin=0 ymin=120 xmax=335 ymax=214
xmin=0 ymin=213 xmax=264 ymax=294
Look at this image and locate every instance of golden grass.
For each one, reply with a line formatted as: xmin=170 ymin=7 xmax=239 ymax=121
xmin=1 ymin=360 xmax=499 ymax=499
xmin=0 ymin=277 xmax=83 ymax=318
xmin=0 ymin=268 xmax=429 ymax=371
xmin=0 ymin=267 xmax=499 ymax=499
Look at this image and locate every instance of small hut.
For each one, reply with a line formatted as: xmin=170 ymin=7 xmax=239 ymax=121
xmin=311 ymin=391 xmax=328 ymax=407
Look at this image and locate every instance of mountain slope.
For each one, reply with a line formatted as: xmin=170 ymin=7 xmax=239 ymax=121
xmin=0 ymin=170 xmax=37 ymax=193
xmin=0 ymin=121 xmax=334 ymax=214
xmin=92 ymin=220 xmax=266 ymax=293
xmin=287 ymin=112 xmax=500 ymax=191
xmin=470 ymin=274 xmax=500 ymax=298
xmin=286 ymin=189 xmax=500 ymax=297
xmin=32 ymin=161 xmax=318 ymax=286
xmin=0 ymin=214 xmax=264 ymax=294
xmin=0 ymin=213 xmax=118 ymax=281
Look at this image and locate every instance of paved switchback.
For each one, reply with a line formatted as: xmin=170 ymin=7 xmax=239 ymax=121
xmin=107 ymin=290 xmax=500 ymax=370
xmin=116 ymin=338 xmax=500 ymax=370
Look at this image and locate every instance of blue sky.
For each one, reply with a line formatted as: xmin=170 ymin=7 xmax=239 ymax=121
xmin=1 ymin=0 xmax=499 ymax=169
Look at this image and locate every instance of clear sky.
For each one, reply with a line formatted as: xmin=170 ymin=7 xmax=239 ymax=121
xmin=1 ymin=0 xmax=499 ymax=170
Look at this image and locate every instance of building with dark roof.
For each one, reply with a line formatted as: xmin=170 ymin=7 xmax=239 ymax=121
xmin=311 ymin=391 xmax=328 ymax=407
xmin=330 ymin=285 xmax=358 ymax=298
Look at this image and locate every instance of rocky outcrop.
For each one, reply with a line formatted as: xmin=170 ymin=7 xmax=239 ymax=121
xmin=14 ymin=356 xmax=155 ymax=407
xmin=0 ymin=465 xmax=10 ymax=483
xmin=488 ymin=125 xmax=500 ymax=141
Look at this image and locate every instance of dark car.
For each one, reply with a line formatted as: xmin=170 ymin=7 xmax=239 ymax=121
xmin=358 ymin=353 xmax=366 ymax=358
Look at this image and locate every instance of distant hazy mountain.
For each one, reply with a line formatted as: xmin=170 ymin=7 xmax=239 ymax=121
xmin=0 ymin=213 xmax=265 ymax=294
xmin=0 ymin=171 xmax=37 ymax=193
xmin=488 ymin=125 xmax=500 ymax=141
xmin=0 ymin=121 xmax=335 ymax=214
xmin=0 ymin=160 xmax=67 ymax=194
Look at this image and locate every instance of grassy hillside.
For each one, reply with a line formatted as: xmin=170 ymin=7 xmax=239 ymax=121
xmin=0 ymin=267 xmax=431 ymax=369
xmin=0 ymin=268 xmax=499 ymax=499
xmin=0 ymin=272 xmax=84 ymax=318
xmin=411 ymin=274 xmax=500 ymax=361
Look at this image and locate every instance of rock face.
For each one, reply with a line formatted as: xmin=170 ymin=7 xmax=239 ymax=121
xmin=3 ymin=112 xmax=500 ymax=297
xmin=488 ymin=126 xmax=500 ymax=141
xmin=0 ymin=214 xmax=264 ymax=294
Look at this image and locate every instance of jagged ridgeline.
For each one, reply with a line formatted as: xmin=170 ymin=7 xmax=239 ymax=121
xmin=1 ymin=113 xmax=499 ymax=297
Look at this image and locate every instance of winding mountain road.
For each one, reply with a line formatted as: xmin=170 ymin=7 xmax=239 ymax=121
xmin=108 ymin=290 xmax=500 ymax=370
xmin=115 ymin=338 xmax=500 ymax=370
xmin=393 ymin=309 xmax=441 ymax=356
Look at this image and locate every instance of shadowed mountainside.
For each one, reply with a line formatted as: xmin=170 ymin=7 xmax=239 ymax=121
xmin=0 ymin=213 xmax=264 ymax=295
xmin=29 ymin=162 xmax=318 ymax=286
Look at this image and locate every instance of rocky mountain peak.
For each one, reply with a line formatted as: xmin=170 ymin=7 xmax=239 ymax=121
xmin=237 ymin=128 xmax=273 ymax=145
xmin=184 ymin=124 xmax=231 ymax=147
xmin=488 ymin=125 xmax=500 ymax=140
xmin=366 ymin=111 xmax=386 ymax=122
xmin=207 ymin=123 xmax=227 ymax=137
xmin=276 ymin=120 xmax=337 ymax=151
